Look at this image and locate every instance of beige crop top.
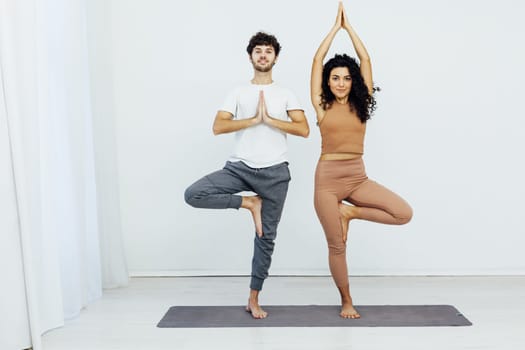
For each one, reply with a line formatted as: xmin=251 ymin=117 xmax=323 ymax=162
xmin=318 ymin=102 xmax=366 ymax=155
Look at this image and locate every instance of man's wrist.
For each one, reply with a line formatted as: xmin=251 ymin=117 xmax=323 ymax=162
xmin=264 ymin=115 xmax=276 ymax=126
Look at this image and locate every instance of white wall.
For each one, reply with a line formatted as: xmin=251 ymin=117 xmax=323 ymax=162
xmin=88 ymin=0 xmax=525 ymax=276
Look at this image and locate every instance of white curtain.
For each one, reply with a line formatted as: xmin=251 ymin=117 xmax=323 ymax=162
xmin=0 ymin=0 xmax=128 ymax=349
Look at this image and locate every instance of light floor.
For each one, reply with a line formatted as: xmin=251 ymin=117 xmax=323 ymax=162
xmin=42 ymin=276 xmax=525 ymax=350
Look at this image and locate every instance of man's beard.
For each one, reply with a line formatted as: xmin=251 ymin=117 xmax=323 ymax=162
xmin=253 ymin=61 xmax=274 ymax=72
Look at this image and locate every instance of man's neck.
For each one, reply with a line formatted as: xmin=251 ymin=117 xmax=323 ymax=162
xmin=251 ymin=71 xmax=273 ymax=85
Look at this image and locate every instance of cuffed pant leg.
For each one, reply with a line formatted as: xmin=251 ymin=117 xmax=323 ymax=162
xmin=248 ymin=162 xmax=291 ymax=291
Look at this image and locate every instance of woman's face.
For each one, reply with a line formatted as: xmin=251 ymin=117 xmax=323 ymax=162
xmin=328 ymin=66 xmax=352 ymax=100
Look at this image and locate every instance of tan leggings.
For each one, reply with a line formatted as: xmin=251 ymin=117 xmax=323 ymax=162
xmin=314 ymin=157 xmax=413 ymax=287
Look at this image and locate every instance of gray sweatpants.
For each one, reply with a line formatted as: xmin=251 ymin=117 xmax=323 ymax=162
xmin=184 ymin=160 xmax=291 ymax=291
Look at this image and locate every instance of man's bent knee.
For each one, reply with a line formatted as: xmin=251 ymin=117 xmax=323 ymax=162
xmin=184 ymin=185 xmax=201 ymax=207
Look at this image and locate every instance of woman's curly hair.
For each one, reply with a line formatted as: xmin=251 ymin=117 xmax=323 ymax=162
xmin=321 ymin=54 xmax=377 ymax=123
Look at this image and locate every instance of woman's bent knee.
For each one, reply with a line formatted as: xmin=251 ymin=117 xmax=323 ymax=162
xmin=396 ymin=205 xmax=413 ymax=225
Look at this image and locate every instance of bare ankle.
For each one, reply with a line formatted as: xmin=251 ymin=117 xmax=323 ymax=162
xmin=241 ymin=196 xmax=255 ymax=210
xmin=340 ymin=204 xmax=361 ymax=222
xmin=249 ymin=289 xmax=260 ymax=302
xmin=241 ymin=197 xmax=263 ymax=236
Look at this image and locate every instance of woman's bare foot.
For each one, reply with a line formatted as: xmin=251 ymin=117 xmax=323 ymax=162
xmin=340 ymin=302 xmax=361 ymax=319
xmin=241 ymin=196 xmax=263 ymax=237
xmin=337 ymin=284 xmax=360 ymax=319
xmin=338 ymin=203 xmax=359 ymax=243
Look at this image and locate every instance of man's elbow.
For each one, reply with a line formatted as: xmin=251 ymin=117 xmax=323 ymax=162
xmin=212 ymin=124 xmax=223 ymax=135
xmin=299 ymin=126 xmax=310 ymax=138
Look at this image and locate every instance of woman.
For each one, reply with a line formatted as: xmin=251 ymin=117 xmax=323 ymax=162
xmin=311 ymin=2 xmax=413 ymax=319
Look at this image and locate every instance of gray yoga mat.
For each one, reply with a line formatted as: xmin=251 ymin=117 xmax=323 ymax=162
xmin=157 ymin=304 xmax=472 ymax=328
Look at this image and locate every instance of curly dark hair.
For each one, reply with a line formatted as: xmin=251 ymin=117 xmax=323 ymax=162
xmin=246 ymin=32 xmax=281 ymax=56
xmin=321 ymin=54 xmax=377 ymax=123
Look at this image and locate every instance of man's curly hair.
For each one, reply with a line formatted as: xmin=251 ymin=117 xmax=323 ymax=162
xmin=246 ymin=32 xmax=281 ymax=56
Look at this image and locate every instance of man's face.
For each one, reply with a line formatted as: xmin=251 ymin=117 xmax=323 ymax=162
xmin=250 ymin=45 xmax=277 ymax=72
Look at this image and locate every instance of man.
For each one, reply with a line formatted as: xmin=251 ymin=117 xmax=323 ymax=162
xmin=184 ymin=31 xmax=309 ymax=319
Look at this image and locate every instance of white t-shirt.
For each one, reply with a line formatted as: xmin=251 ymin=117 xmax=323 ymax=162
xmin=220 ymin=82 xmax=303 ymax=168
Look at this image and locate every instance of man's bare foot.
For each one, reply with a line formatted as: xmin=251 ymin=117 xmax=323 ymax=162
xmin=241 ymin=196 xmax=263 ymax=237
xmin=338 ymin=203 xmax=359 ymax=243
xmin=340 ymin=302 xmax=361 ymax=319
xmin=246 ymin=299 xmax=268 ymax=319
